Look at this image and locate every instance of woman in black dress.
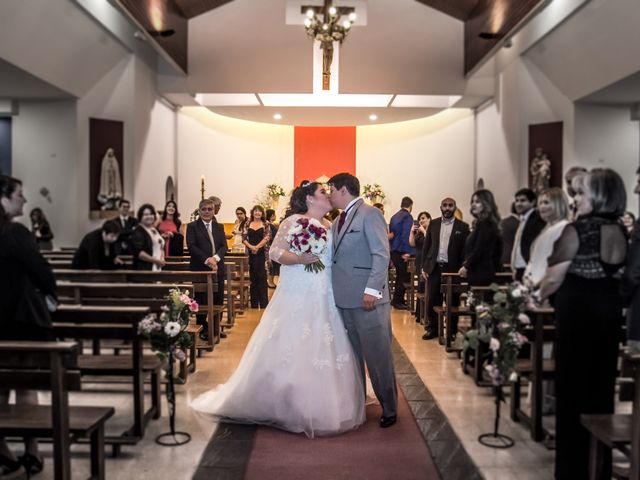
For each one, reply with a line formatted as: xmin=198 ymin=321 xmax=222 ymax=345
xmin=458 ymin=189 xmax=502 ymax=286
xmin=243 ymin=205 xmax=271 ymax=308
xmin=29 ymin=207 xmax=54 ymax=251
xmin=0 ymin=175 xmax=56 ymax=476
xmin=131 ymin=204 xmax=165 ymax=271
xmin=540 ymin=168 xmax=627 ymax=479
xmin=265 ymin=208 xmax=280 ymax=288
xmin=409 ymin=211 xmax=431 ymax=321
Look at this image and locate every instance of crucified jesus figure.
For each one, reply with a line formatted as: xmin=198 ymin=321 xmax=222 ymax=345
xmin=322 ymin=41 xmax=334 ymax=90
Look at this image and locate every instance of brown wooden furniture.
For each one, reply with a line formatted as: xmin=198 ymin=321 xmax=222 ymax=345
xmin=510 ymin=307 xmax=556 ymax=442
xmin=52 ymin=305 xmax=159 ymax=455
xmin=53 ymin=269 xmax=218 ymax=351
xmin=0 ymin=341 xmax=114 ymax=480
xmin=582 ymin=352 xmax=640 ymax=480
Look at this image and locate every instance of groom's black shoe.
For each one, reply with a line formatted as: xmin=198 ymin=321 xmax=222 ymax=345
xmin=379 ymin=415 xmax=397 ymax=428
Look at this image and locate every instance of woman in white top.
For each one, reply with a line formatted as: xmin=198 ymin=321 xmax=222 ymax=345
xmin=523 ymin=187 xmax=569 ymax=289
xmin=231 ymin=206 xmax=247 ymax=253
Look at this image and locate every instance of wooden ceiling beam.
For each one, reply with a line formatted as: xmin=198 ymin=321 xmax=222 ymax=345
xmin=414 ymin=0 xmax=480 ymax=21
xmin=174 ymin=0 xmax=234 ymax=19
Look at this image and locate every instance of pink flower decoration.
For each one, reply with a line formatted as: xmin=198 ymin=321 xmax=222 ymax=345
xmin=189 ymin=301 xmax=199 ymax=312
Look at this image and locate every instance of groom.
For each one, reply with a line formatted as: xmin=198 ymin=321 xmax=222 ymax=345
xmin=328 ymin=173 xmax=398 ymax=428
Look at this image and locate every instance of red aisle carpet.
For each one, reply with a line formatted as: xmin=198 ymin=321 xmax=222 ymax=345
xmin=244 ymin=389 xmax=441 ymax=480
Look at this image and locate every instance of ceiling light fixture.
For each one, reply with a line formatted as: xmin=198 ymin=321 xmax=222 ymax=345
xmin=303 ymin=1 xmax=356 ymax=91
xmin=369 ymin=114 xmax=378 ymax=121
xmin=148 ymin=28 xmax=175 ymax=38
xmin=273 ymin=113 xmax=282 ymax=120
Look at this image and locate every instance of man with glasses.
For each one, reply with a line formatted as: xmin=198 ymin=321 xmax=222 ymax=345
xmin=187 ymin=198 xmax=227 ymax=342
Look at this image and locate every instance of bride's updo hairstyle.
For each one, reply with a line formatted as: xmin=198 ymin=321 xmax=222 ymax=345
xmin=290 ymin=180 xmax=320 ymax=214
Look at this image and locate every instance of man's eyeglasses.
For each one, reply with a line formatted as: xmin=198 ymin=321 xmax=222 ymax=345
xmin=200 ymin=207 xmax=214 ymax=211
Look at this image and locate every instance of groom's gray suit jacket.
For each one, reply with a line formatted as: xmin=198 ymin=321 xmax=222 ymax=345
xmin=331 ymin=199 xmax=391 ymax=308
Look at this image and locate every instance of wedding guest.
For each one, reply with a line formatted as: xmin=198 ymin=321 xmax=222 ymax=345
xmin=131 ymin=204 xmax=165 ymax=271
xmin=186 ymin=198 xmax=227 ymax=342
xmin=389 ymin=197 xmax=415 ymax=309
xmin=623 ymin=168 xmax=640 ymax=354
xmin=158 ymin=200 xmax=183 ymax=256
xmin=540 ymin=168 xmax=627 ymax=480
xmin=510 ymin=188 xmax=545 ymax=282
xmin=458 ymin=189 xmax=502 ymax=286
xmin=421 ymin=198 xmax=469 ymax=340
xmin=622 ymin=210 xmax=636 ymax=237
xmin=72 ymin=220 xmax=124 ymax=269
xmin=564 ymin=166 xmax=588 ymax=219
xmin=266 ymin=208 xmax=280 ymax=288
xmin=523 ymin=188 xmax=569 ymax=289
xmin=409 ymin=211 xmax=431 ymax=321
xmin=115 ymin=198 xmax=137 ymax=255
xmin=500 ymin=203 xmax=518 ymax=267
xmin=231 ymin=207 xmax=247 ymax=253
xmin=243 ymin=204 xmax=270 ymax=309
xmin=0 ymin=175 xmax=56 ymax=477
xmin=29 ymin=207 xmax=53 ymax=250
xmin=373 ymin=203 xmax=385 ymax=214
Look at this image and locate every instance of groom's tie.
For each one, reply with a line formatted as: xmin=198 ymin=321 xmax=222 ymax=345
xmin=337 ymin=211 xmax=347 ymax=233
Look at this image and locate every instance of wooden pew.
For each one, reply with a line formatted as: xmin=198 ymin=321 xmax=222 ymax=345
xmin=225 ymin=253 xmax=250 ymax=314
xmin=52 ymin=305 xmax=159 ymax=454
xmin=582 ymin=352 xmax=640 ymax=479
xmin=0 ymin=341 xmax=114 ymax=480
xmin=55 ymin=282 xmax=200 ymax=383
xmin=53 ymin=269 xmax=219 ymax=351
xmin=403 ymin=257 xmax=417 ymax=314
xmin=510 ymin=307 xmax=556 ymax=442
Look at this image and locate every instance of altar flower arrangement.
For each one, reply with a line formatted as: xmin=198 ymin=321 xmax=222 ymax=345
xmin=138 ymin=288 xmax=197 ymax=363
xmin=266 ymin=184 xmax=286 ymax=198
xmin=464 ymin=282 xmax=531 ymax=386
xmin=286 ymin=217 xmax=328 ymax=273
xmin=362 ymin=183 xmax=386 ymax=202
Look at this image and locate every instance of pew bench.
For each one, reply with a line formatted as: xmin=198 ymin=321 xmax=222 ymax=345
xmin=0 ymin=341 xmax=114 ymax=480
xmin=582 ymin=352 xmax=640 ymax=480
xmin=53 ymin=269 xmax=218 ymax=352
xmin=52 ymin=305 xmax=160 ymax=455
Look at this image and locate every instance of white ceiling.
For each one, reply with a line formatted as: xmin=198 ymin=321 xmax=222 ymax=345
xmin=156 ymin=0 xmax=493 ymax=125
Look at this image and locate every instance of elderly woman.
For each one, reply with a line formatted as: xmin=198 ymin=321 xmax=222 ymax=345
xmin=459 ymin=189 xmax=502 ymax=286
xmin=0 ymin=176 xmax=56 ymax=476
xmin=131 ymin=204 xmax=165 ymax=271
xmin=523 ymin=188 xmax=569 ymax=289
xmin=540 ymin=168 xmax=627 ymax=479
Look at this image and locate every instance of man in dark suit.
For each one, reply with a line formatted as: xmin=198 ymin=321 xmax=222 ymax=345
xmin=500 ymin=203 xmax=519 ymax=267
xmin=420 ymin=198 xmax=469 ymax=340
xmin=186 ymin=198 xmax=227 ymax=341
xmin=510 ymin=188 xmax=546 ymax=281
xmin=115 ymin=199 xmax=138 ymax=255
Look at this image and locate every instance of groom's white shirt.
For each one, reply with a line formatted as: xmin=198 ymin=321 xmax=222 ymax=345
xmin=340 ymin=197 xmax=383 ymax=300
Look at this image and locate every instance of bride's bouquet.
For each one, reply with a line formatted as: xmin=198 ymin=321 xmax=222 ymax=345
xmin=286 ymin=217 xmax=328 ymax=273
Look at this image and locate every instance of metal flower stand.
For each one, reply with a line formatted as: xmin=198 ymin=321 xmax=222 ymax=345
xmin=478 ymin=386 xmax=514 ymax=449
xmin=156 ymin=353 xmax=191 ymax=446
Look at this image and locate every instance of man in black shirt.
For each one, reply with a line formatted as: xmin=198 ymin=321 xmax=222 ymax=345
xmin=72 ymin=220 xmax=123 ymax=269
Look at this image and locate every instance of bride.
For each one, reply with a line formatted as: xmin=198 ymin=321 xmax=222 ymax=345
xmin=190 ymin=181 xmax=365 ymax=437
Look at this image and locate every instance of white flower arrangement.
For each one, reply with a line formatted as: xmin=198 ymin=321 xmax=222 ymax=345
xmin=266 ymin=184 xmax=286 ymax=197
xmin=362 ymin=183 xmax=386 ymax=201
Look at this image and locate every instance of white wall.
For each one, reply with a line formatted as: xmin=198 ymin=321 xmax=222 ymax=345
xmin=11 ymin=100 xmax=78 ymax=246
xmin=177 ymin=108 xmax=295 ymax=222
xmin=575 ymin=103 xmax=640 ymax=213
xmin=356 ymin=109 xmax=475 ymax=219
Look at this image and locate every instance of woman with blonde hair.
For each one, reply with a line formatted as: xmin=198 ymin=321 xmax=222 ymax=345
xmin=523 ymin=187 xmax=569 ymax=289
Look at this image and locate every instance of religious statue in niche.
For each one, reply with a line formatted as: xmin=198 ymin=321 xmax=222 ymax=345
xmin=97 ymin=147 xmax=122 ymax=210
xmin=530 ymin=147 xmax=551 ymax=194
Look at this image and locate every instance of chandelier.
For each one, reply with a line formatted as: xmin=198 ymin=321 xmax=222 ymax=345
xmin=303 ymin=1 xmax=356 ymax=90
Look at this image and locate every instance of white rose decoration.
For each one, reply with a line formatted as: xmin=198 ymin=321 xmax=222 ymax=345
xmin=490 ymin=338 xmax=500 ymax=352
xmin=164 ymin=321 xmax=181 ymax=338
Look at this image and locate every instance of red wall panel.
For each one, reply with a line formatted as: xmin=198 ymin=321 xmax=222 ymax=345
xmin=293 ymin=126 xmax=356 ymax=187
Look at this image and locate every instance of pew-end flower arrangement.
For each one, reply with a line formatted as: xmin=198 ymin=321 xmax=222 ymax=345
xmin=138 ymin=288 xmax=197 ymax=363
xmin=465 ymin=282 xmax=532 ymax=449
xmin=139 ymin=288 xmax=197 ymax=446
xmin=362 ymin=183 xmax=386 ymax=202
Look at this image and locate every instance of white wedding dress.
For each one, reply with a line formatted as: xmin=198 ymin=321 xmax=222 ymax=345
xmin=190 ymin=214 xmax=365 ymax=438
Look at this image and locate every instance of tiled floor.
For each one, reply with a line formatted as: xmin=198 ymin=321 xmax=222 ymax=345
xmin=21 ymin=306 xmax=561 ymax=480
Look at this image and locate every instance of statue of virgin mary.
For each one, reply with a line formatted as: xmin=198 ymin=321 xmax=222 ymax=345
xmin=97 ymin=148 xmax=122 ymax=210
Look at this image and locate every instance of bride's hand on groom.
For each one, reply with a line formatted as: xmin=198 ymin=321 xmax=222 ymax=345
xmin=297 ymin=252 xmax=319 ymax=265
